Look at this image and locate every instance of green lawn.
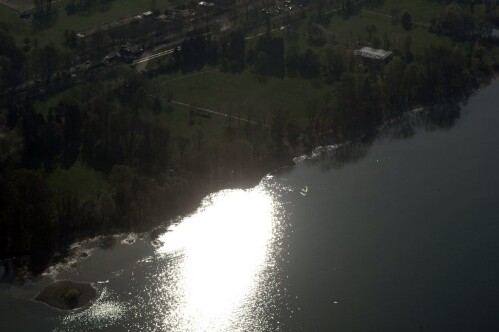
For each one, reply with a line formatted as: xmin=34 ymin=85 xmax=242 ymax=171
xmin=47 ymin=160 xmax=107 ymax=198
xmin=32 ymin=88 xmax=73 ymax=116
xmin=153 ymin=69 xmax=332 ymax=123
xmin=141 ymin=103 xmax=230 ymax=143
xmin=0 ymin=4 xmax=32 ymax=44
xmin=364 ymin=0 xmax=445 ymax=23
xmin=326 ymin=12 xmax=450 ymax=54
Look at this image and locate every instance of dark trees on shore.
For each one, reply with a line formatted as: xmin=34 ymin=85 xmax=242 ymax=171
xmin=249 ymin=34 xmax=285 ymax=78
xmin=221 ymin=29 xmax=246 ymax=73
xmin=0 ymin=170 xmax=53 ymax=258
xmin=401 ymin=11 xmax=412 ymax=30
xmin=0 ymin=31 xmax=25 ymax=90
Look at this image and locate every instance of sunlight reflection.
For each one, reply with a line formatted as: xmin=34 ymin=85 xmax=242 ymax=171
xmin=156 ymin=186 xmax=276 ymax=331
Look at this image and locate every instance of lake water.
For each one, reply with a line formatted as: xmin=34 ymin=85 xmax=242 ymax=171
xmin=1 ymin=80 xmax=499 ymax=331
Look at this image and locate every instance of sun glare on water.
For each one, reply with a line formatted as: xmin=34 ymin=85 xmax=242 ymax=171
xmin=155 ymin=186 xmax=278 ymax=331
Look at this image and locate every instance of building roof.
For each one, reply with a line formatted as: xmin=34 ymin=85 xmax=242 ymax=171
xmin=354 ymin=46 xmax=393 ymax=61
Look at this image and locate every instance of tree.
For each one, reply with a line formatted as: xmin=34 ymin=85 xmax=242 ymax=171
xmin=0 ymin=170 xmax=53 ymax=257
xmin=270 ymin=109 xmax=288 ymax=151
xmin=194 ymin=128 xmax=205 ymax=151
xmin=366 ymin=24 xmax=377 ymax=40
xmin=34 ymin=0 xmax=43 ymax=15
xmin=253 ymin=51 xmax=271 ymax=76
xmin=32 ymin=43 xmax=61 ymax=83
xmin=251 ymin=34 xmax=285 ymax=78
xmin=109 ymin=165 xmax=135 ymax=216
xmin=176 ymin=136 xmax=190 ymax=161
xmin=381 ymin=57 xmax=408 ymax=118
xmin=401 ymin=10 xmax=413 ymax=30
xmin=97 ymin=192 xmax=116 ymax=233
xmin=223 ymin=29 xmax=245 ymax=73
xmin=152 ymin=96 xmax=162 ymax=115
xmin=0 ymin=31 xmax=25 ymax=89
xmin=299 ymin=49 xmax=321 ymax=78
xmin=60 ymin=102 xmax=82 ymax=168
xmin=324 ymin=44 xmax=348 ymax=83
xmin=433 ymin=4 xmax=476 ymax=41
xmin=342 ymin=0 xmax=354 ymax=18
xmin=0 ymin=127 xmax=22 ymax=170
xmin=286 ymin=44 xmax=301 ymax=77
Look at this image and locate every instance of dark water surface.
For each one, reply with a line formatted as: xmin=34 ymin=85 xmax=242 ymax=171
xmin=1 ymin=80 xmax=499 ymax=332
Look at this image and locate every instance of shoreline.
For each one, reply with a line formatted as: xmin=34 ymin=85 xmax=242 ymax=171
xmin=1 ymin=72 xmax=498 ymax=283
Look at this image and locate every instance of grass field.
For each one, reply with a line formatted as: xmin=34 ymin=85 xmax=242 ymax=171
xmin=47 ymin=160 xmax=107 ymax=198
xmin=141 ymin=103 xmax=230 ymax=144
xmin=0 ymin=4 xmax=32 ymax=43
xmin=364 ymin=0 xmax=444 ymax=23
xmin=153 ymin=69 xmax=332 ymax=124
xmin=326 ymin=11 xmax=451 ymax=54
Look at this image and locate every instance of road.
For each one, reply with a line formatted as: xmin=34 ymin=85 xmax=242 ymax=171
xmin=133 ymin=22 xmax=296 ymax=70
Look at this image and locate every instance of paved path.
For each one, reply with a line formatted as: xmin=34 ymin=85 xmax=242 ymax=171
xmin=168 ymin=99 xmax=262 ymax=126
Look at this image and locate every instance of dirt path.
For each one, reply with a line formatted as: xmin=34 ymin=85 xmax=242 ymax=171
xmin=168 ymin=99 xmax=262 ymax=126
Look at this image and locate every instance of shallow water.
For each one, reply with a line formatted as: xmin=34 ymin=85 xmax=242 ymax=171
xmin=1 ymin=80 xmax=499 ymax=331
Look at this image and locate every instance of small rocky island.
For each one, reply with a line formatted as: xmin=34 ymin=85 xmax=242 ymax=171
xmin=36 ymin=280 xmax=97 ymax=310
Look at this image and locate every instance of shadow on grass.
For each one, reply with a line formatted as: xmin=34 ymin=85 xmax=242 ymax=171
xmin=32 ymin=11 xmax=58 ymax=31
xmin=65 ymin=0 xmax=117 ymax=17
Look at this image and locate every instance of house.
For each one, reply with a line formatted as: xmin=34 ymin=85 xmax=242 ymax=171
xmin=198 ymin=1 xmax=214 ymax=6
xmin=120 ymin=44 xmax=143 ymax=63
xmin=354 ymin=46 xmax=393 ymax=65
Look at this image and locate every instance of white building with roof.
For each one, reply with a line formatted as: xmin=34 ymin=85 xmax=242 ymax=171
xmin=354 ymin=46 xmax=393 ymax=65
